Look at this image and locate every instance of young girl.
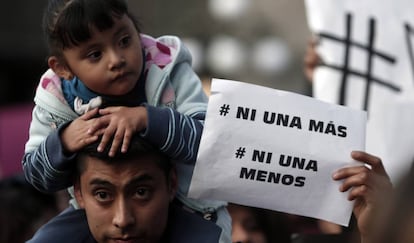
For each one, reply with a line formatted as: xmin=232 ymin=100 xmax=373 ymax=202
xmin=23 ymin=0 xmax=230 ymax=242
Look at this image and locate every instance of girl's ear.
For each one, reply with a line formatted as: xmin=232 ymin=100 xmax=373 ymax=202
xmin=48 ymin=56 xmax=74 ymax=80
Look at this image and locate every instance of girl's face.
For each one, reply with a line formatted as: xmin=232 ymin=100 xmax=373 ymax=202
xmin=61 ymin=14 xmax=143 ymax=96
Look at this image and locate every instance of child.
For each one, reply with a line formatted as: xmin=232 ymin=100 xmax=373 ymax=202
xmin=23 ymin=0 xmax=230 ymax=242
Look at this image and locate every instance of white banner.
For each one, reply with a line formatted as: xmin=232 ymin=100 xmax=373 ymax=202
xmin=304 ymin=0 xmax=414 ymax=182
xmin=189 ymin=78 xmax=367 ymax=226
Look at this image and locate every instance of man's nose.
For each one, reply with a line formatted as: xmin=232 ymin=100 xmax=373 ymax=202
xmin=112 ymin=199 xmax=135 ymax=229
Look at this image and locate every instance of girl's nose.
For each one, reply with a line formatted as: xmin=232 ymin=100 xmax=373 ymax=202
xmin=108 ymin=50 xmax=126 ymax=70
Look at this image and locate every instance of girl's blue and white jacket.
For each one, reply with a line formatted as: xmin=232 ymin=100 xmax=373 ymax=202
xmin=23 ymin=34 xmax=230 ymax=242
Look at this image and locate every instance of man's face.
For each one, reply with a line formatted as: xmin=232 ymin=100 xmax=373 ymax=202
xmin=74 ymin=154 xmax=176 ymax=243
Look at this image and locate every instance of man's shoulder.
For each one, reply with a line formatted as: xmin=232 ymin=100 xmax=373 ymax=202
xmin=27 ymin=207 xmax=96 ymax=243
xmin=166 ymin=202 xmax=222 ymax=243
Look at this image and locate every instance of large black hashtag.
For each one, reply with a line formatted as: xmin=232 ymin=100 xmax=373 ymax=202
xmin=405 ymin=22 xmax=414 ymax=84
xmin=318 ymin=13 xmax=401 ymax=111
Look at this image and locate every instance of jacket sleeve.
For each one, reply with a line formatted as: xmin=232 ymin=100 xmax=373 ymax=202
xmin=169 ymin=41 xmax=208 ymax=118
xmin=142 ymin=105 xmax=204 ymax=164
xmin=142 ymin=45 xmax=208 ymax=164
xmin=22 ymin=105 xmax=76 ymax=192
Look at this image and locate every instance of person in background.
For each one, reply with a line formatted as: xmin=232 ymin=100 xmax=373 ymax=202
xmin=290 ymin=151 xmax=392 ymax=243
xmin=228 ymin=203 xmax=291 ymax=243
xmin=226 ymin=150 xmax=392 ymax=243
xmin=0 ymin=174 xmax=61 ymax=243
xmin=303 ymin=37 xmax=321 ymax=84
xmin=353 ymin=162 xmax=414 ymax=243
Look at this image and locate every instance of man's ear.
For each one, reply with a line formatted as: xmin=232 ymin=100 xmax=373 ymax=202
xmin=73 ymin=179 xmax=85 ymax=209
xmin=48 ymin=56 xmax=74 ymax=80
xmin=168 ymin=168 xmax=178 ymax=202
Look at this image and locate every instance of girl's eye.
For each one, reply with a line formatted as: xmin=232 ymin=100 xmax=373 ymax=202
xmin=119 ymin=36 xmax=131 ymax=48
xmin=87 ymin=51 xmax=102 ymax=61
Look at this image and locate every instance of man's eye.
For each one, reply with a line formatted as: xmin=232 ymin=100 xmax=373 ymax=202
xmin=94 ymin=191 xmax=112 ymax=202
xmin=134 ymin=188 xmax=152 ymax=200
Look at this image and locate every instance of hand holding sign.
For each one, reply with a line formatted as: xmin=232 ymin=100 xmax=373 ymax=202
xmin=333 ymin=151 xmax=393 ymax=236
xmin=188 ymin=78 xmax=367 ymax=226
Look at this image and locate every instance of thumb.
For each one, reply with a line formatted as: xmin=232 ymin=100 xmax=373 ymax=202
xmin=80 ymin=108 xmax=99 ymax=120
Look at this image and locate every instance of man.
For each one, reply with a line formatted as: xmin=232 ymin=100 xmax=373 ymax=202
xmin=29 ymin=136 xmax=392 ymax=243
xmin=29 ymin=137 xmax=221 ymax=243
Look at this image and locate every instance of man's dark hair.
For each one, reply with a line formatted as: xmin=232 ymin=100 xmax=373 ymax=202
xmin=76 ymin=136 xmax=172 ymax=178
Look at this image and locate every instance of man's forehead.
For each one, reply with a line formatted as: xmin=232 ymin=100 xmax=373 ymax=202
xmin=82 ymin=151 xmax=158 ymax=165
xmin=77 ymin=140 xmax=170 ymax=177
xmin=87 ymin=173 xmax=156 ymax=188
xmin=81 ymin=156 xmax=164 ymax=185
xmin=83 ymin=154 xmax=157 ymax=169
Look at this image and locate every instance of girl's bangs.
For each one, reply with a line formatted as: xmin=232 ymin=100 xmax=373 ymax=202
xmin=56 ymin=0 xmax=127 ymax=48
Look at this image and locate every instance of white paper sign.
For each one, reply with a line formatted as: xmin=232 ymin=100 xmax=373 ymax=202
xmin=188 ymin=78 xmax=367 ymax=226
xmin=304 ymin=0 xmax=414 ymax=182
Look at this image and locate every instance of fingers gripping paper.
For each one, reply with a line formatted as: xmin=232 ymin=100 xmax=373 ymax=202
xmin=188 ymin=79 xmax=367 ymax=226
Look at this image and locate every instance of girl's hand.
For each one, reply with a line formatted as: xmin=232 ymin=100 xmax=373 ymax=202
xmin=61 ymin=108 xmax=100 ymax=153
xmin=88 ymin=106 xmax=148 ymax=157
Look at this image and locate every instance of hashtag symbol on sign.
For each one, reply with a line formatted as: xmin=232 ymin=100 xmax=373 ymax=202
xmin=235 ymin=147 xmax=246 ymax=159
xmin=219 ymin=104 xmax=230 ymax=116
xmin=318 ymin=13 xmax=400 ymax=111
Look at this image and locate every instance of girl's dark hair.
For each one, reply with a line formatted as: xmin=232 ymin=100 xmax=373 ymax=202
xmin=43 ymin=0 xmax=140 ymax=57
